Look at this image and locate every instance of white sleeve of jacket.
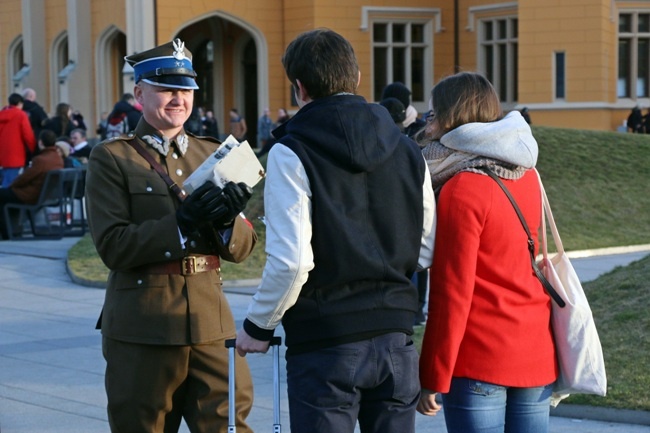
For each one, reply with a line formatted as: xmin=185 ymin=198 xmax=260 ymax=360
xmin=418 ymin=161 xmax=436 ymax=270
xmin=245 ymin=143 xmax=314 ymax=330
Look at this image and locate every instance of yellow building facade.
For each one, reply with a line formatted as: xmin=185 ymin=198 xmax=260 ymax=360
xmin=1 ymin=0 xmax=646 ymax=141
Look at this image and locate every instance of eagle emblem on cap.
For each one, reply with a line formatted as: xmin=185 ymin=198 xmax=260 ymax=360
xmin=172 ymin=38 xmax=186 ymax=61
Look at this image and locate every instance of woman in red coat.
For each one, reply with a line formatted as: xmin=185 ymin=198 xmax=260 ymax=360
xmin=417 ymin=72 xmax=557 ymax=433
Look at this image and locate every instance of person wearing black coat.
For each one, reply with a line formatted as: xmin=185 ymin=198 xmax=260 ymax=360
xmin=627 ymin=106 xmax=644 ymax=133
xmin=107 ymin=93 xmax=143 ymax=132
xmin=42 ymin=102 xmax=75 ymax=138
xmin=21 ymin=88 xmax=48 ymax=138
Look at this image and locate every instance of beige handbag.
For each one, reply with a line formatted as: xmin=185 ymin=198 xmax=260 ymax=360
xmin=537 ymin=171 xmax=607 ymax=406
xmin=481 ymin=167 xmax=607 ymax=407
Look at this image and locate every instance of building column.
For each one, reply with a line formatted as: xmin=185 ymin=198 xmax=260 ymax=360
xmin=65 ymin=0 xmax=93 ymax=129
xmin=20 ymin=0 xmax=46 ymax=102
xmin=124 ymin=0 xmax=156 ymax=91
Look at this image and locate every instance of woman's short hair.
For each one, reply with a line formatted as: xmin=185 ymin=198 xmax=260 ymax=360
xmin=430 ymin=72 xmax=502 ymax=136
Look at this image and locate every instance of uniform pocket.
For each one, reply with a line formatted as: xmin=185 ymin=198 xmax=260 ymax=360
xmin=127 ymin=174 xmax=173 ymax=222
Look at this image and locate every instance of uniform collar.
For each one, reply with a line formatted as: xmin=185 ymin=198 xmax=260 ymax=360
xmin=134 ymin=118 xmax=189 ymax=156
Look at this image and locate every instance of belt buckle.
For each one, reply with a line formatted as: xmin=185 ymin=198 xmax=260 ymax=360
xmin=182 ymin=256 xmax=198 ymax=275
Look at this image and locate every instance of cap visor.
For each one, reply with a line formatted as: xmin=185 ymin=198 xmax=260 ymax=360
xmin=142 ymin=75 xmax=199 ymax=90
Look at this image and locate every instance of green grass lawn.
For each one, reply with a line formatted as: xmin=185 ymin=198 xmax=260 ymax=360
xmin=69 ymin=126 xmax=650 ymax=411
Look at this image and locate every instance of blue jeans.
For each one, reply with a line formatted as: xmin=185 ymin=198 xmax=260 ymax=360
xmin=442 ymin=377 xmax=552 ymax=433
xmin=1 ymin=167 xmax=21 ymax=188
xmin=286 ymin=332 xmax=419 ymax=433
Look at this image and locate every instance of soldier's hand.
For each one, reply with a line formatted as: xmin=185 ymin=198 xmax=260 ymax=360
xmin=212 ymin=182 xmax=253 ymax=229
xmin=176 ymin=181 xmax=228 ymax=235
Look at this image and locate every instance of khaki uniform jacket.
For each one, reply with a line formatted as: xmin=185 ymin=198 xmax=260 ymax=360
xmin=86 ymin=119 xmax=257 ymax=345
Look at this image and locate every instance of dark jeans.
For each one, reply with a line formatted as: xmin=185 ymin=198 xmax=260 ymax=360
xmin=0 ymin=187 xmax=22 ymax=239
xmin=286 ymin=332 xmax=419 ymax=433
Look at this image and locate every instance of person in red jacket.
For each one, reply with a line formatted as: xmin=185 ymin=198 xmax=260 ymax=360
xmin=0 ymin=129 xmax=63 ymax=239
xmin=417 ymin=72 xmax=556 ymax=433
xmin=0 ymin=93 xmax=36 ymax=188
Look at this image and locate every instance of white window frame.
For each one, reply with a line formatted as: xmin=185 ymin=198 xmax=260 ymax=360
xmin=362 ymin=7 xmax=439 ymax=113
xmin=477 ymin=15 xmax=519 ymax=105
xmin=554 ymin=51 xmax=566 ymax=101
xmin=617 ymin=10 xmax=650 ymax=101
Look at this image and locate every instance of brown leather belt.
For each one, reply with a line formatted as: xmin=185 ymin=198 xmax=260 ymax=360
xmin=141 ymin=255 xmax=221 ymax=275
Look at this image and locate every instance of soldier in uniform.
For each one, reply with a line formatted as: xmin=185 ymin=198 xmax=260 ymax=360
xmin=85 ymin=39 xmax=256 ymax=433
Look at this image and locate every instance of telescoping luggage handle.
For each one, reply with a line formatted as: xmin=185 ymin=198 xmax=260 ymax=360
xmin=225 ymin=336 xmax=283 ymax=433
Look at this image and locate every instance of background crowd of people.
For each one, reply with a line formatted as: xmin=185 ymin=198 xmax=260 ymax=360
xmin=625 ymin=105 xmax=650 ymax=133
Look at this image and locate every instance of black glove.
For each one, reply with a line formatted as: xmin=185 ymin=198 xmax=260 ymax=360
xmin=176 ymin=181 xmax=229 ymax=236
xmin=212 ymin=182 xmax=254 ymax=229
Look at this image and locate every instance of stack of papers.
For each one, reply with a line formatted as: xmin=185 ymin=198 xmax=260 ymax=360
xmin=183 ymin=135 xmax=266 ymax=194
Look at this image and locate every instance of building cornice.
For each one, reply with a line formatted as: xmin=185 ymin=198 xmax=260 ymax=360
xmin=360 ymin=7 xmax=443 ymax=33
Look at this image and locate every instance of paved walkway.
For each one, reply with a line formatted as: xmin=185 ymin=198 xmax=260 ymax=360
xmin=1 ymin=238 xmax=650 ymax=432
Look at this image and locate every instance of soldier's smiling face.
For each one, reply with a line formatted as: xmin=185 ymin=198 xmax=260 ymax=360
xmin=135 ymin=81 xmax=193 ymax=137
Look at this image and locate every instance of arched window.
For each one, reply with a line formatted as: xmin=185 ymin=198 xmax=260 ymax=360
xmin=8 ymin=36 xmax=28 ymax=91
xmin=95 ymin=26 xmax=127 ymax=117
xmin=50 ymin=32 xmax=69 ymax=106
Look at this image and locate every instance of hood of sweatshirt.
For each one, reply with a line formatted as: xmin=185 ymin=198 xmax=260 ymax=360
xmin=111 ymin=100 xmax=139 ymax=116
xmin=274 ymin=94 xmax=404 ymax=172
xmin=0 ymin=105 xmax=23 ymax=127
xmin=440 ymin=110 xmax=538 ymax=168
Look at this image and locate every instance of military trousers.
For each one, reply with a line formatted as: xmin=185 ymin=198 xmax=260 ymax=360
xmin=103 ymin=336 xmax=253 ymax=433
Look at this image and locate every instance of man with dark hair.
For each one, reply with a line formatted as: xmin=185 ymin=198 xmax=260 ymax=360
xmin=0 ymin=129 xmax=63 ymax=239
xmin=236 ymin=28 xmax=436 ymax=433
xmin=105 ymin=92 xmax=143 ymax=138
xmin=0 ymin=93 xmax=36 ymax=188
xmin=85 ymin=38 xmax=256 ymax=432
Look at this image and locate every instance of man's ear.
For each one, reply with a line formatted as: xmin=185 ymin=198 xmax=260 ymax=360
xmin=134 ymin=85 xmax=144 ymax=105
xmin=295 ymin=79 xmax=309 ymax=103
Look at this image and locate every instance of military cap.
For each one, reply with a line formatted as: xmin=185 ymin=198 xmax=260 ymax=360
xmin=125 ymin=38 xmax=199 ymax=90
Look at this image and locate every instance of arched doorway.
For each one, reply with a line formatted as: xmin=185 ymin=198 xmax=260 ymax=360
xmin=242 ymin=39 xmax=258 ymax=147
xmin=8 ymin=36 xmax=27 ymax=92
xmin=96 ymin=26 xmax=127 ymax=123
xmin=174 ymin=12 xmax=268 ymax=142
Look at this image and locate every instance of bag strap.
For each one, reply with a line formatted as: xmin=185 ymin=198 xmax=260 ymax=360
xmin=479 ymin=167 xmax=566 ymax=307
xmin=129 ymin=140 xmax=187 ymax=202
xmin=534 ymin=169 xmax=565 ymax=259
